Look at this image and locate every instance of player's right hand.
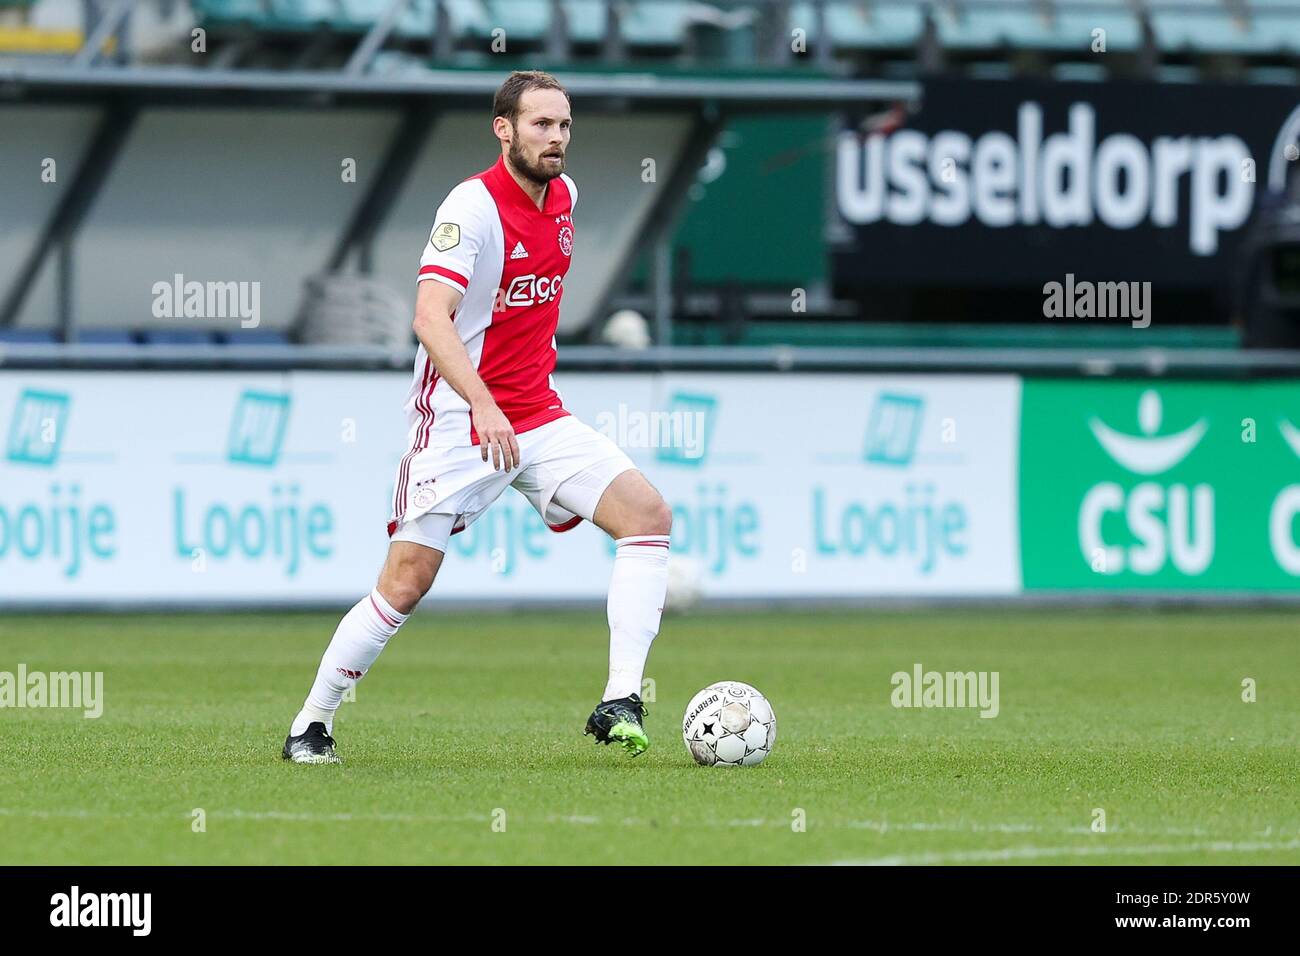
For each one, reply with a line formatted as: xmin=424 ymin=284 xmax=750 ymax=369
xmin=473 ymin=401 xmax=520 ymax=472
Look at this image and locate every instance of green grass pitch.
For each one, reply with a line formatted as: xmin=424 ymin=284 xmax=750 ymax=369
xmin=1 ymin=608 xmax=1297 ymax=865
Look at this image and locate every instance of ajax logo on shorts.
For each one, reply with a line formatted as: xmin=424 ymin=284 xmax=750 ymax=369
xmin=412 ymin=478 xmax=437 ymax=510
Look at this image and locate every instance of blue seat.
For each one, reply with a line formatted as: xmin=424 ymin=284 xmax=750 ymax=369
xmin=790 ymin=1 xmax=924 ymax=50
xmin=1246 ymin=65 xmax=1300 ymax=85
xmin=0 ymin=329 xmax=58 ymax=344
xmin=1243 ymin=12 xmax=1300 ymax=54
xmin=443 ymin=0 xmax=494 ymax=38
xmin=1051 ymin=61 xmax=1109 ymax=82
xmin=396 ymin=0 xmax=436 ymax=41
xmin=217 ymin=329 xmax=291 ymax=345
xmin=341 ymin=0 xmax=432 ymax=35
xmin=267 ymin=0 xmax=339 ymax=31
xmin=1150 ymin=9 xmax=1257 ymax=54
xmin=192 ymin=0 xmax=272 ymax=29
xmin=486 ymin=0 xmax=550 ymax=42
xmin=620 ymin=0 xmax=692 ymax=47
xmin=917 ymin=0 xmax=1143 ymax=52
xmin=1151 ymin=63 xmax=1202 ymax=84
xmin=562 ymin=0 xmax=607 ymax=44
xmin=338 ymin=0 xmax=389 ymax=32
xmin=1053 ymin=5 xmax=1142 ymax=53
xmin=141 ymin=330 xmax=218 ymax=346
xmin=75 ymin=329 xmax=138 ymax=345
xmin=966 ymin=60 xmax=1017 ymax=79
xmin=937 ymin=1 xmax=1058 ymax=50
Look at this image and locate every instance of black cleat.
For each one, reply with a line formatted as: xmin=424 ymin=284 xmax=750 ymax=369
xmin=584 ymin=693 xmax=650 ymax=756
xmin=282 ymin=721 xmax=341 ymax=764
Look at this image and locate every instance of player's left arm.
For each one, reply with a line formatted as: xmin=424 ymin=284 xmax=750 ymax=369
xmin=412 ymin=280 xmax=520 ymax=471
xmin=415 ymin=183 xmax=521 ymax=471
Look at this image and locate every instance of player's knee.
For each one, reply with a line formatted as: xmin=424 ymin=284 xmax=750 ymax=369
xmin=384 ymin=577 xmax=427 ymax=616
xmin=381 ymin=551 xmax=439 ymax=614
xmin=646 ymin=494 xmax=673 ymax=537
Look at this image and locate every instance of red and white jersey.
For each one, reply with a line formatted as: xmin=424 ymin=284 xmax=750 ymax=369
xmin=406 ymin=155 xmax=576 ymax=449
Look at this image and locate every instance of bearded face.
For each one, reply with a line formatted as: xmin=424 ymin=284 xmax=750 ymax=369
xmin=508 ymin=133 xmax=566 ymax=186
xmin=500 ymin=87 xmax=571 ymax=187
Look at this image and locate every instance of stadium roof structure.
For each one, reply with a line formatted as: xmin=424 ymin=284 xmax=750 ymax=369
xmin=0 ymin=63 xmax=918 ymax=107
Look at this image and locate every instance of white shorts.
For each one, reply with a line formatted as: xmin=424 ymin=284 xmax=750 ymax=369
xmin=387 ymin=414 xmax=636 ymax=553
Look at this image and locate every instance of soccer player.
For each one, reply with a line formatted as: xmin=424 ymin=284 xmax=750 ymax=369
xmin=282 ymin=71 xmax=672 ymax=764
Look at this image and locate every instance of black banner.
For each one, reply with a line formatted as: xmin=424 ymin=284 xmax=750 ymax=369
xmin=833 ymin=78 xmax=1300 ymax=294
xmin=0 ymin=866 xmax=1291 ymax=939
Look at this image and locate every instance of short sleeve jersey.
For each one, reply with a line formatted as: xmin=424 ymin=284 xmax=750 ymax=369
xmin=404 ymin=155 xmax=577 ymax=451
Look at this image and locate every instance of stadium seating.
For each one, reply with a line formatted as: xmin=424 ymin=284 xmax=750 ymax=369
xmin=936 ymin=0 xmax=1141 ymax=52
xmin=0 ymin=0 xmax=83 ymax=55
xmin=190 ymin=0 xmax=270 ymax=31
xmin=483 ymin=0 xmax=550 ymax=43
xmin=788 ymin=1 xmax=925 ymax=50
xmin=180 ymin=0 xmax=1300 ymax=59
xmin=560 ymin=0 xmax=607 ymax=45
xmin=395 ymin=0 xmax=436 ymax=39
xmin=266 ymin=0 xmax=339 ymax=31
xmin=1150 ymin=0 xmax=1300 ymax=55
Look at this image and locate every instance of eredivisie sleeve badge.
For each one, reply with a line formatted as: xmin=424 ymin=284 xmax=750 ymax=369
xmin=430 ymin=222 xmax=461 ymax=252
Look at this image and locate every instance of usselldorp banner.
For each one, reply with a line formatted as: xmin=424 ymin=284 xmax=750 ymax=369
xmin=833 ymin=78 xmax=1300 ymax=289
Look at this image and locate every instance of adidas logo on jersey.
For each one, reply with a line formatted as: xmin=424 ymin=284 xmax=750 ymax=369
xmin=510 ymin=241 xmax=529 ymax=260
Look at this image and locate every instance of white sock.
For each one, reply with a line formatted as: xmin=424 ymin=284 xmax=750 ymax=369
xmin=603 ymin=534 xmax=670 ymax=701
xmin=291 ymin=589 xmax=409 ymax=736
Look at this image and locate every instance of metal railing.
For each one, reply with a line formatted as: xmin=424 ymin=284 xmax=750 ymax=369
xmin=1 ymin=340 xmax=1298 ymax=375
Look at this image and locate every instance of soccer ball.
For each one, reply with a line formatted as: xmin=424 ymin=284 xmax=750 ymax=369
xmin=600 ymin=309 xmax=651 ymax=349
xmin=682 ymin=681 xmax=776 ymax=767
xmin=664 ymin=555 xmax=704 ymax=613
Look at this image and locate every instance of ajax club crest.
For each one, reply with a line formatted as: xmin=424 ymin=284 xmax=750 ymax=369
xmin=558 ymin=224 xmax=573 ymax=257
